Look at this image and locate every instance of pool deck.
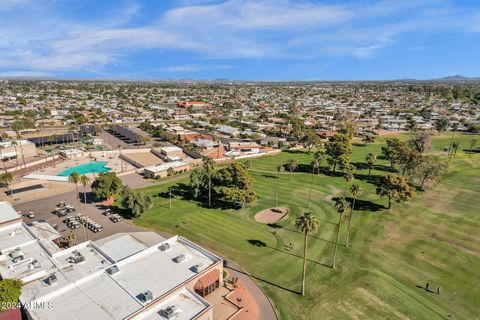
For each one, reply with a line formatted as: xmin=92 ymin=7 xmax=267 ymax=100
xmin=57 ymin=161 xmax=110 ymax=176
xmin=28 ymin=155 xmax=134 ymax=177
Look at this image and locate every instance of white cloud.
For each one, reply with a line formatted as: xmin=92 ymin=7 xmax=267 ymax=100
xmin=0 ymin=0 xmax=31 ymax=11
xmin=0 ymin=70 xmax=53 ymax=77
xmin=0 ymin=0 xmax=479 ymax=74
xmin=161 ymin=64 xmax=233 ymax=72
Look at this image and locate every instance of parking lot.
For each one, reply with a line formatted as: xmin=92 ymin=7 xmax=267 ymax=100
xmin=13 ymin=190 xmax=145 ymax=243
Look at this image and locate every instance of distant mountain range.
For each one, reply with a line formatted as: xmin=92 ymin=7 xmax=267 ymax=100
xmin=430 ymin=75 xmax=480 ymax=82
xmin=0 ymin=75 xmax=479 ymax=82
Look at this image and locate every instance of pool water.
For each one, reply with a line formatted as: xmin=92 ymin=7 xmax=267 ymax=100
xmin=57 ymin=161 xmax=111 ymax=176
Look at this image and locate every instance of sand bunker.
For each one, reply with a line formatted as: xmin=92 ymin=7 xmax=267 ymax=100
xmin=255 ymin=207 xmax=288 ymax=224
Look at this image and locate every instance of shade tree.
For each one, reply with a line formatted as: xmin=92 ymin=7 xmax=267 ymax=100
xmin=376 ymin=174 xmax=415 ymax=209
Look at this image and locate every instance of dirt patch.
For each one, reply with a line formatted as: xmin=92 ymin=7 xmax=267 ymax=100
xmin=355 ymin=288 xmax=409 ymax=320
xmin=255 ymin=207 xmax=288 ymax=224
xmin=324 ymin=185 xmax=343 ymax=201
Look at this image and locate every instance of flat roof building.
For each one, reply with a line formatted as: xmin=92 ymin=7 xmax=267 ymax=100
xmin=143 ymin=161 xmax=190 ymax=179
xmin=0 ymin=202 xmax=222 ymax=320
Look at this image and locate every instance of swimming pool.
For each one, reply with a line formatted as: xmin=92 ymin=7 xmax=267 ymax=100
xmin=57 ymin=161 xmax=111 ymax=176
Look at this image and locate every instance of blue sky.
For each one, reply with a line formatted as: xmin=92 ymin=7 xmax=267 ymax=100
xmin=0 ymin=0 xmax=479 ymax=80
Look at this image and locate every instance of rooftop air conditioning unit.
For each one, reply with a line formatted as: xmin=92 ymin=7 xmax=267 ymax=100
xmin=161 ymin=306 xmax=182 ymax=319
xmin=192 ymin=263 xmax=204 ymax=273
xmin=46 ymin=274 xmax=57 ymax=285
xmin=10 ymin=248 xmax=24 ymax=263
xmin=69 ymin=253 xmax=85 ymax=264
xmin=140 ymin=290 xmax=153 ymax=303
xmin=106 ymin=265 xmax=120 ymax=275
xmin=173 ymin=254 xmax=190 ymax=263
xmin=159 ymin=243 xmax=171 ymax=251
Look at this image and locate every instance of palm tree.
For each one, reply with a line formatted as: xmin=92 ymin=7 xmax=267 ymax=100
xmin=10 ymin=140 xmax=20 ymax=170
xmin=343 ymin=171 xmax=354 ymax=196
xmin=16 ymin=133 xmax=27 ymax=170
xmin=203 ymin=157 xmax=216 ymax=207
xmin=451 ymin=141 xmax=460 ymax=159
xmin=0 ymin=145 xmax=7 ymax=173
xmin=470 ymin=139 xmax=477 ymax=156
xmin=287 ymin=159 xmax=298 ymax=180
xmin=307 ymin=161 xmax=317 ymax=208
xmin=313 ymin=150 xmax=324 ymax=174
xmin=362 ymin=134 xmax=376 ymax=146
xmin=295 ymin=211 xmax=319 ymax=296
xmin=448 ymin=122 xmax=458 ymax=159
xmin=79 ymin=174 xmax=90 ymax=241
xmin=79 ymin=175 xmax=90 ymax=208
xmin=333 ymin=197 xmax=350 ymax=269
xmin=365 ymin=152 xmax=377 ymax=177
xmin=345 ymin=184 xmax=360 ymax=248
xmin=275 ymin=165 xmax=284 ymax=206
xmin=0 ymin=172 xmax=14 ymax=198
xmin=68 ymin=172 xmax=80 ymax=205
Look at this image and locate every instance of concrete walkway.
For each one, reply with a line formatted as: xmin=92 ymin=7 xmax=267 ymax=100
xmin=224 ymin=261 xmax=278 ymax=320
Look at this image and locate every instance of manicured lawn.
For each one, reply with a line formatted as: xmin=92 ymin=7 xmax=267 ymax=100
xmin=134 ymin=133 xmax=480 ymax=319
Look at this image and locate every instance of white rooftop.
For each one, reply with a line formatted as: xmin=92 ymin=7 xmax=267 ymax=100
xmin=161 ymin=146 xmax=183 ymax=153
xmin=0 ymin=201 xmax=22 ymax=224
xmin=0 ymin=222 xmax=35 ymax=254
xmin=95 ymin=233 xmax=152 ymax=262
xmin=144 ymin=161 xmax=188 ymax=173
xmin=60 ymin=148 xmax=83 ymax=155
xmin=0 ymin=217 xmax=220 ymax=320
xmin=112 ymin=237 xmax=218 ymax=301
xmin=0 ymin=140 xmax=34 ymax=148
xmin=136 ymin=288 xmax=210 ymax=320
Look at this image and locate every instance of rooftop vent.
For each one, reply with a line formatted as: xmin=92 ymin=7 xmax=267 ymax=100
xmin=10 ymin=248 xmax=24 ymax=263
xmin=68 ymin=251 xmax=85 ymax=264
xmin=106 ymin=265 xmax=120 ymax=275
xmin=173 ymin=254 xmax=190 ymax=263
xmin=45 ymin=274 xmax=57 ymax=285
xmin=28 ymin=259 xmax=40 ymax=270
xmin=192 ymin=263 xmax=204 ymax=273
xmin=139 ymin=290 xmax=153 ymax=303
xmin=159 ymin=243 xmax=171 ymax=252
xmin=160 ymin=306 xmax=182 ymax=319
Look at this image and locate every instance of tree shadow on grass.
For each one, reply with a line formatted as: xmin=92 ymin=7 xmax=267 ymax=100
xmin=223 ymin=262 xmax=300 ymax=295
xmin=463 ymin=149 xmax=480 ymax=154
xmin=351 ymin=162 xmax=396 ymax=173
xmin=320 ymin=170 xmax=344 ymax=178
xmin=246 ymin=239 xmax=331 ymax=268
xmin=247 ymin=239 xmax=267 ymax=247
xmin=352 ymin=173 xmax=383 ymax=187
xmin=284 ymin=149 xmax=307 ymax=155
xmin=353 ymin=143 xmax=366 ymax=147
xmin=332 ymin=196 xmax=385 ymax=212
xmin=155 ymin=182 xmax=240 ymax=210
xmin=262 ymin=174 xmax=278 ymax=179
xmin=267 ymin=223 xmax=282 ymax=229
xmin=295 ymin=164 xmax=314 ymax=174
xmin=274 ymin=227 xmax=338 ymax=245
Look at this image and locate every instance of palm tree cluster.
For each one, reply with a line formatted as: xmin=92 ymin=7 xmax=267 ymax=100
xmin=295 ymin=182 xmax=362 ymax=296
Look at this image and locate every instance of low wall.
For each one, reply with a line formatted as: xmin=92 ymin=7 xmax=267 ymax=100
xmin=6 ymin=155 xmax=61 ymax=173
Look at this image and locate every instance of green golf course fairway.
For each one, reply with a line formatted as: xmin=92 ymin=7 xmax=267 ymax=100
xmin=134 ymin=133 xmax=480 ymax=319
